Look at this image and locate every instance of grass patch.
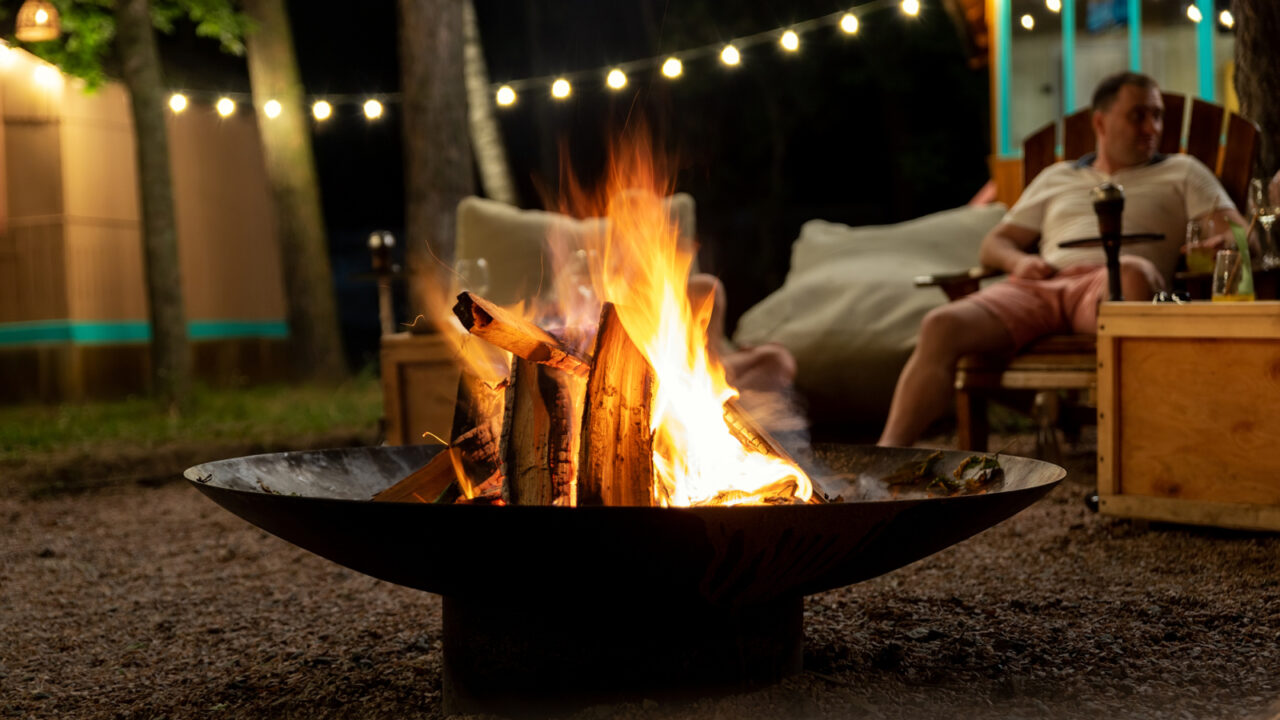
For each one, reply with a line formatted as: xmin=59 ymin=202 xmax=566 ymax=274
xmin=0 ymin=373 xmax=383 ymax=465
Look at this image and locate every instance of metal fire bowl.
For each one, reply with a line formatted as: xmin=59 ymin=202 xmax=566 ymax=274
xmin=185 ymin=444 xmax=1064 ymax=607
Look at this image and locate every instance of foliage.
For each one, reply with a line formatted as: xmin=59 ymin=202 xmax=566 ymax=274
xmin=0 ymin=373 xmax=382 ymax=463
xmin=6 ymin=0 xmax=252 ymax=90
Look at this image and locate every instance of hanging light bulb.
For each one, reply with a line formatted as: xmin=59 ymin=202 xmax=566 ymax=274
xmin=1185 ymin=4 xmax=1202 ymax=22
xmin=1046 ymin=0 xmax=1061 ymax=12
xmin=720 ymin=44 xmax=741 ymax=66
xmin=495 ymin=85 xmax=517 ymax=106
xmin=1218 ymin=9 xmax=1234 ymax=28
xmin=840 ymin=13 xmax=860 ymax=34
xmin=1021 ymin=14 xmax=1035 ymax=30
xmin=263 ymin=99 xmax=282 ymax=119
xmin=312 ymin=100 xmax=332 ymax=120
xmin=661 ymin=57 xmax=683 ymax=78
xmin=779 ymin=30 xmax=800 ymax=52
xmin=15 ymin=0 xmax=60 ymax=43
xmin=606 ymin=69 xmax=627 ymax=90
xmin=216 ymin=97 xmax=236 ymax=117
xmin=363 ymin=99 xmax=383 ymax=119
xmin=168 ymin=93 xmax=188 ymax=114
xmin=551 ymin=78 xmax=572 ymax=99
xmin=902 ymin=0 xmax=920 ymax=16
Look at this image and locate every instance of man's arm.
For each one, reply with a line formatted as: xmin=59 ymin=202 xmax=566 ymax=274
xmin=978 ymin=222 xmax=1056 ymax=279
xmin=1194 ymin=207 xmax=1255 ymax=255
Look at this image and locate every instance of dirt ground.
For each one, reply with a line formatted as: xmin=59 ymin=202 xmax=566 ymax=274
xmin=3 ymin=432 xmax=1279 ymax=720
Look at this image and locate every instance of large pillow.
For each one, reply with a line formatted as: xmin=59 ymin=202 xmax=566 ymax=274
xmin=733 ymin=204 xmax=1007 ymax=425
xmin=455 ymin=194 xmax=697 ymax=307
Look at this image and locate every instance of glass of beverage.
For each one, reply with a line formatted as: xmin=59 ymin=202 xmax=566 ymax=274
xmin=452 ymin=257 xmax=491 ymax=297
xmin=1211 ymin=248 xmax=1255 ymax=302
xmin=1249 ymin=178 xmax=1280 ymax=271
xmin=1184 ymin=217 xmax=1220 ymax=274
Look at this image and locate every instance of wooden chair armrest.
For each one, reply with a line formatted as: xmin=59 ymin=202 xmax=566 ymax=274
xmin=914 ymin=267 xmax=1004 ymax=301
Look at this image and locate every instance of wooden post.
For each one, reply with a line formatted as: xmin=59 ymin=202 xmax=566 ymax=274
xmin=577 ymin=303 xmax=655 ymax=506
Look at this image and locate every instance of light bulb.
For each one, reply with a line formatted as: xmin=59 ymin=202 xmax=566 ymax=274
xmin=840 ymin=13 xmax=859 ymax=34
xmin=263 ymin=99 xmax=281 ymax=119
xmin=363 ymin=99 xmax=383 ymax=119
xmin=33 ymin=64 xmax=58 ymax=87
xmin=495 ymin=85 xmax=516 ymax=106
xmin=1021 ymin=14 xmax=1035 ymax=30
xmin=216 ymin=97 xmax=235 ymax=117
xmin=606 ymin=69 xmax=627 ymax=89
xmin=780 ymin=30 xmax=800 ymax=52
xmin=34 ymin=8 xmax=48 ymax=24
xmin=902 ymin=0 xmax=920 ymax=16
xmin=168 ymin=93 xmax=188 ymax=114
xmin=1219 ymin=9 xmax=1234 ymax=28
xmin=551 ymin=78 xmax=571 ymax=99
xmin=661 ymin=57 xmax=682 ymax=78
xmin=1046 ymin=0 xmax=1061 ymax=12
xmin=720 ymin=44 xmax=741 ymax=65
xmin=312 ymin=100 xmax=332 ymax=120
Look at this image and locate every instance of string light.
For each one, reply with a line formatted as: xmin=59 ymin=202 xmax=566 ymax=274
xmin=312 ymin=100 xmax=332 ymax=120
xmin=840 ymin=13 xmax=860 ymax=34
xmin=168 ymin=93 xmax=187 ymax=113
xmin=720 ymin=44 xmax=741 ymax=66
xmin=1021 ymin=14 xmax=1035 ymax=30
xmin=363 ymin=99 xmax=383 ymax=119
xmin=495 ymin=85 xmax=516 ymax=106
xmin=1046 ymin=0 xmax=1061 ymax=12
xmin=1218 ymin=9 xmax=1234 ymax=28
xmin=263 ymin=99 xmax=281 ymax=119
xmin=779 ymin=30 xmax=800 ymax=52
xmin=661 ymin=57 xmax=683 ymax=78
xmin=551 ymin=78 xmax=571 ymax=99
xmin=215 ymin=97 xmax=235 ymax=117
xmin=32 ymin=64 xmax=58 ymax=87
xmin=1186 ymin=4 xmax=1202 ymax=23
xmin=606 ymin=68 xmax=627 ymax=89
xmin=902 ymin=0 xmax=920 ymax=16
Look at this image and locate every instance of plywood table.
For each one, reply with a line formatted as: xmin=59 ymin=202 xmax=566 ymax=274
xmin=1096 ymin=301 xmax=1280 ymax=531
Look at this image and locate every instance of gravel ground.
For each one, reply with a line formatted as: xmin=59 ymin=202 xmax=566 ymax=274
xmin=3 ymin=432 xmax=1279 ymax=720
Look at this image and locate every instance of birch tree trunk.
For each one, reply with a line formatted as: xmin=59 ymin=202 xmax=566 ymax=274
xmin=1235 ymin=0 xmax=1280 ymax=178
xmin=243 ymin=0 xmax=347 ymax=381
xmin=399 ymin=0 xmax=475 ymax=319
xmin=463 ymin=0 xmax=516 ymax=205
xmin=115 ymin=0 xmax=190 ymax=410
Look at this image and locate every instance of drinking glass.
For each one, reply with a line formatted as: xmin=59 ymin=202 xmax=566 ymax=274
xmin=1184 ymin=217 xmax=1221 ymax=275
xmin=452 ymin=257 xmax=490 ymax=297
xmin=1249 ymin=178 xmax=1280 ymax=271
xmin=1211 ymin=248 xmax=1254 ymax=302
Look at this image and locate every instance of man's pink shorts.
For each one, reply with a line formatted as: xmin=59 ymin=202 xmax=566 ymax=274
xmin=965 ymin=256 xmax=1160 ymax=350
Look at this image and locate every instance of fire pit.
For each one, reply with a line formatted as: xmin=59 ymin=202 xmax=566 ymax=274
xmin=186 ymin=443 xmax=1063 ymax=714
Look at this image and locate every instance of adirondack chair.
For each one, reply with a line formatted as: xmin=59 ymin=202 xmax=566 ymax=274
xmin=915 ymin=92 xmax=1259 ymax=458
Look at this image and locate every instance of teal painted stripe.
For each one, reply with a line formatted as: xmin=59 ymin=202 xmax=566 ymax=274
xmin=1128 ymin=0 xmax=1141 ymax=71
xmin=1196 ymin=0 xmax=1215 ymax=101
xmin=1062 ymin=0 xmax=1076 ymax=112
xmin=0 ymin=319 xmax=289 ymax=346
xmin=996 ymin=0 xmax=1011 ymax=157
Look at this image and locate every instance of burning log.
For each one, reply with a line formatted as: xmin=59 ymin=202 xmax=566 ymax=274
xmin=452 ymin=292 xmax=590 ymax=377
xmin=723 ymin=398 xmax=827 ymax=504
xmin=371 ymin=448 xmax=460 ymax=503
xmin=577 ymin=303 xmax=656 ymax=506
xmin=499 ymin=358 xmax=581 ymax=506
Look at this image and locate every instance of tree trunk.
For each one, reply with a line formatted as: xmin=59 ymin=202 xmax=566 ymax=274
xmin=399 ymin=0 xmax=475 ymax=319
xmin=114 ymin=0 xmax=190 ymax=411
xmin=243 ymin=0 xmax=347 ymax=381
xmin=1235 ymin=0 xmax=1280 ymax=179
xmin=462 ymin=0 xmax=516 ymax=206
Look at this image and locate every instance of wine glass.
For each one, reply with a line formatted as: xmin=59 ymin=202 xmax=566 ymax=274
xmin=1184 ymin=217 xmax=1221 ymax=275
xmin=1249 ymin=178 xmax=1280 ymax=271
xmin=452 ymin=257 xmax=491 ymax=298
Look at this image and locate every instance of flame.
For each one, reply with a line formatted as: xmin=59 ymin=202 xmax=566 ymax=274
xmin=566 ymin=132 xmax=813 ymax=506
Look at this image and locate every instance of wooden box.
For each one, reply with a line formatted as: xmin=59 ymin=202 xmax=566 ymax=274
xmin=380 ymin=332 xmax=462 ymax=446
xmin=1096 ymin=301 xmax=1280 ymax=531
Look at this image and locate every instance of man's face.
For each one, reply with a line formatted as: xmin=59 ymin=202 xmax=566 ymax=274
xmin=1095 ymin=83 xmax=1163 ymax=169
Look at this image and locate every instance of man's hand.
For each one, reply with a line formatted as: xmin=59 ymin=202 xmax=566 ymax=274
xmin=1010 ymin=254 xmax=1057 ymax=279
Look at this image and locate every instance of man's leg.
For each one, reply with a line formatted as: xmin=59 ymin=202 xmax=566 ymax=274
xmin=878 ymin=301 xmax=1016 ymax=447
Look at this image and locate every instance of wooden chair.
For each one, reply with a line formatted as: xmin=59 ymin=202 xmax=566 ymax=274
xmin=916 ymin=92 xmax=1259 ymax=458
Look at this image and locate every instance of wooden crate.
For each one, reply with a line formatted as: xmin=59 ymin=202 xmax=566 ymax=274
xmin=1096 ymin=301 xmax=1280 ymax=531
xmin=380 ymin=332 xmax=461 ymax=447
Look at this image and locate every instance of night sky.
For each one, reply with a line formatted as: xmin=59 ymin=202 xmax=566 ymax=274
xmin=156 ymin=0 xmax=990 ymax=368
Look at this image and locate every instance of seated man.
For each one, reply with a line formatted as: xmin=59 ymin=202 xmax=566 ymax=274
xmin=879 ymin=71 xmax=1245 ymax=447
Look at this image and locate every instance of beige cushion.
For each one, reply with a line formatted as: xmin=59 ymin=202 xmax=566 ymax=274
xmin=733 ymin=204 xmax=1007 ymax=424
xmin=455 ymin=194 xmax=697 ymax=307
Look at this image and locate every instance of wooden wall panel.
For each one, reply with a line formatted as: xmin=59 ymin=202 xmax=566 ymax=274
xmin=0 ymin=222 xmax=66 ymax=323
xmin=59 ymin=98 xmax=138 ymax=223
xmin=63 ymin=222 xmax=146 ymax=322
xmin=168 ymin=110 xmax=285 ymax=321
xmin=5 ymin=122 xmax=63 ymax=219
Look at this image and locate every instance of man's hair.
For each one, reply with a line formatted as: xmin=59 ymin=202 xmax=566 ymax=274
xmin=1092 ymin=72 xmax=1158 ymax=111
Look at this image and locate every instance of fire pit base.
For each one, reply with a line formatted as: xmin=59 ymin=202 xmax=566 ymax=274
xmin=441 ymin=594 xmax=803 ymax=715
